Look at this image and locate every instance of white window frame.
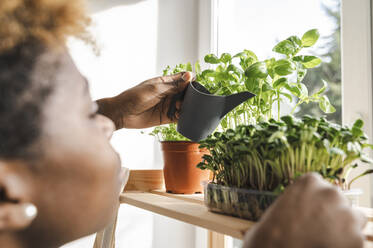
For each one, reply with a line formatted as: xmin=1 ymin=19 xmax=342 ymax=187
xmin=342 ymin=0 xmax=373 ymax=207
xmin=199 ymin=0 xmax=373 ymax=207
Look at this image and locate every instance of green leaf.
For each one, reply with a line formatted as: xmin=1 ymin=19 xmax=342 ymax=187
xmin=351 ymin=127 xmax=364 ymax=138
xmin=163 ymin=65 xmax=171 ymax=76
xmin=186 ymin=62 xmax=193 ymax=72
xmin=273 ymin=40 xmax=297 ymax=55
xmin=298 ymin=83 xmax=308 ymax=97
xmin=220 ymin=53 xmax=232 ymax=64
xmin=316 ymin=80 xmax=328 ymax=95
xmin=265 ymin=58 xmax=276 ymax=78
xmin=244 ymin=49 xmax=258 ymax=61
xmin=280 ymin=92 xmax=293 ymax=102
xmin=287 ymin=35 xmax=302 ymax=47
xmin=268 ymin=131 xmax=286 ymax=143
xmin=273 ymin=78 xmax=288 ymax=89
xmin=204 ymin=54 xmax=220 ymax=64
xmin=293 ymin=55 xmax=321 ymax=68
xmin=319 ymin=95 xmax=336 ymax=113
xmin=352 ymin=119 xmax=364 ymax=137
xmin=262 ymin=82 xmax=274 ymax=92
xmin=221 ymin=118 xmax=228 ymax=129
xmin=273 ymin=59 xmax=295 ymax=76
xmin=201 ymin=69 xmax=215 ymax=78
xmin=301 ymin=29 xmax=320 ymax=47
xmin=240 ymin=57 xmax=256 ymax=70
xmin=244 ymin=78 xmax=260 ymax=92
xmin=281 ymin=115 xmax=294 ymax=125
xmin=216 ymin=71 xmax=236 ymax=82
xmin=285 ymin=84 xmax=301 ymax=97
xmin=245 ymin=62 xmax=268 ymax=79
xmin=353 ymin=119 xmax=364 ymax=129
xmin=227 ymin=64 xmax=243 ymax=75
xmin=295 ymin=63 xmax=307 ymax=82
xmin=233 ymin=52 xmax=246 ymax=58
xmin=195 ymin=61 xmax=201 ymax=74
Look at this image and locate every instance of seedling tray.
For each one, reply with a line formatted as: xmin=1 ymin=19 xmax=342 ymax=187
xmin=204 ymin=183 xmax=277 ymax=221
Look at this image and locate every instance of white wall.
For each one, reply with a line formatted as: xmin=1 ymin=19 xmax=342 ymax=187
xmin=64 ymin=0 xmax=202 ymax=247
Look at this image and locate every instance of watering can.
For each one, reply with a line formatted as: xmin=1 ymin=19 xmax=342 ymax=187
xmin=170 ymin=81 xmax=255 ymax=142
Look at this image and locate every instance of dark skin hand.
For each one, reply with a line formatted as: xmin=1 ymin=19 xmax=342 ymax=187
xmin=96 ymin=72 xmax=193 ymax=130
xmin=243 ymin=173 xmax=367 ymax=248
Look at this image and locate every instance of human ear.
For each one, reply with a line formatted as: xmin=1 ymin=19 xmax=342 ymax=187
xmin=0 ymin=161 xmax=38 ymax=231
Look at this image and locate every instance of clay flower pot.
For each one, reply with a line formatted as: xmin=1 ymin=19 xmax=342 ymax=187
xmin=161 ymin=141 xmax=210 ymax=194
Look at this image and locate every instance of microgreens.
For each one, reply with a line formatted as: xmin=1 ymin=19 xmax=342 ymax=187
xmin=197 ymin=115 xmax=373 ymax=191
xmin=149 ymin=123 xmax=189 ymax=141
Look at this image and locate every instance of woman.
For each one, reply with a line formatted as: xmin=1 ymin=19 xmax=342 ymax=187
xmin=0 ymin=1 xmax=366 ymax=247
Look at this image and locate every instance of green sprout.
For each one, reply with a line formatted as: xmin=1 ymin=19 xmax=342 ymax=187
xmin=198 ymin=115 xmax=373 ymax=192
xmin=149 ymin=123 xmax=189 ymax=142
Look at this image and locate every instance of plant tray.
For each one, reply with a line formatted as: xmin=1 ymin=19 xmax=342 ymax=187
xmin=203 ymin=183 xmax=278 ymax=221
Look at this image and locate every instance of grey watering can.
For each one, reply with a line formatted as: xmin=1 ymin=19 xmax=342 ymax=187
xmin=173 ymin=81 xmax=255 ymax=142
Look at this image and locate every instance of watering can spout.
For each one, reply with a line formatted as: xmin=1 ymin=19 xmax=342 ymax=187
xmin=221 ymin=92 xmax=256 ymax=118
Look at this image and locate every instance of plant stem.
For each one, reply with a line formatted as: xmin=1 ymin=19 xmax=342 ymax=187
xmin=291 ymin=100 xmax=303 ymax=115
xmin=277 ymin=91 xmax=281 ymax=121
xmin=257 ymin=80 xmax=263 ymax=120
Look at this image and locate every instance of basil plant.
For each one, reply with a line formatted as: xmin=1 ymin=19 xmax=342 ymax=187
xmin=152 ymin=29 xmax=335 ymax=141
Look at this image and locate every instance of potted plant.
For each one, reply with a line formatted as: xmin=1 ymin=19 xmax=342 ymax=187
xmin=150 ymin=64 xmax=210 ymax=194
xmin=150 ymin=124 xmax=210 ymax=194
xmin=193 ymin=29 xmax=373 ymax=220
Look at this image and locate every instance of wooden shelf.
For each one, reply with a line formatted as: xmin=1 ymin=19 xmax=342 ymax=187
xmin=121 ymin=170 xmax=373 ymax=244
xmin=120 ymin=190 xmax=373 ymax=242
xmin=120 ymin=190 xmax=253 ymax=239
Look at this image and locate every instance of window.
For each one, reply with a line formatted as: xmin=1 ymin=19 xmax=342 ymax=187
xmin=208 ymin=0 xmax=372 ymax=246
xmin=215 ymin=0 xmax=341 ymax=123
xmin=209 ymin=0 xmax=372 ymax=208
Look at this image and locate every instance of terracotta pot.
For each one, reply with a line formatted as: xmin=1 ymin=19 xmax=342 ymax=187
xmin=161 ymin=141 xmax=210 ymax=194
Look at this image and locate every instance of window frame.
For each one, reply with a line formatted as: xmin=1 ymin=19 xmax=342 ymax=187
xmin=341 ymin=0 xmax=373 ymax=207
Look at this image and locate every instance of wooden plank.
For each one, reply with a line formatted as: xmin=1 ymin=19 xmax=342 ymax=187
xmin=120 ymin=191 xmax=373 ymax=242
xmin=123 ymin=169 xmax=373 ymax=222
xmin=124 ymin=170 xmax=164 ymax=192
xmin=93 ymin=211 xmax=118 ymax=248
xmin=120 ymin=192 xmax=254 ymax=239
xmin=121 ymin=169 xmax=373 ymax=243
xmin=208 ymin=231 xmax=225 ymax=248
xmin=151 ymin=189 xmax=204 ymax=205
xmin=148 ymin=190 xmax=373 ymax=224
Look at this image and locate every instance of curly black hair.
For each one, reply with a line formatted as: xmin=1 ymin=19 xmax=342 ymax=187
xmin=0 ymin=43 xmax=54 ymax=159
xmin=0 ymin=0 xmax=91 ymax=159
